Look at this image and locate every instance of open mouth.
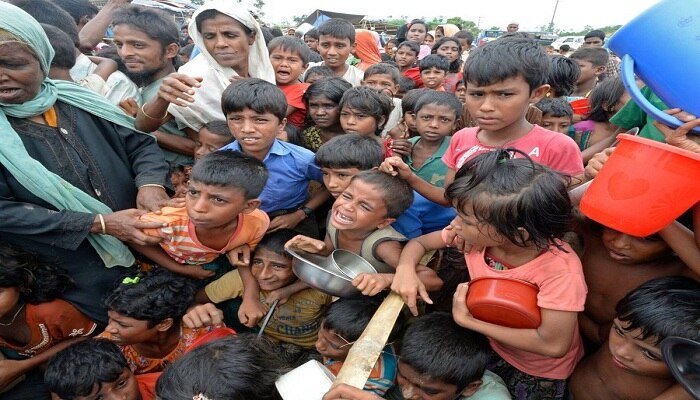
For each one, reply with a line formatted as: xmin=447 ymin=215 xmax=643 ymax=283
xmin=333 ymin=210 xmax=353 ymax=225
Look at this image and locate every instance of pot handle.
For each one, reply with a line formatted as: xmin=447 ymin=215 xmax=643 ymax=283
xmin=620 ymin=54 xmax=700 ymax=134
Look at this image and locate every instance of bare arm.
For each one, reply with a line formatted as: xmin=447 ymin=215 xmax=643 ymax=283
xmin=78 ymin=0 xmax=131 ymax=52
xmin=130 ymin=243 xmax=215 ymax=280
xmin=134 ymin=74 xmax=202 ymax=133
xmin=658 ymin=221 xmax=700 ymax=276
xmin=653 ymin=384 xmax=693 ymax=400
xmin=87 ymin=56 xmax=118 ymax=81
xmin=152 ymin=127 xmax=196 ymax=156
xmin=379 ymin=156 xmax=454 ymax=206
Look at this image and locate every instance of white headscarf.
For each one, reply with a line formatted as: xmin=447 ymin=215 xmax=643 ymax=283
xmin=168 ymin=0 xmax=275 ymax=130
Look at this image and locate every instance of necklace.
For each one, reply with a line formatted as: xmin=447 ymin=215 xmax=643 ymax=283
xmin=0 ymin=303 xmax=25 ymax=326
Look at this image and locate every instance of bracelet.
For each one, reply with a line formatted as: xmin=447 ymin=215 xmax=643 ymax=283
xmin=140 ymin=103 xmax=168 ymax=120
xmin=139 ymin=184 xmax=166 ymax=190
xmin=97 ymin=214 xmax=107 ymax=235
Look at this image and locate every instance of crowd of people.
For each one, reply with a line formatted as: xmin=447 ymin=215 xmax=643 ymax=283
xmin=0 ymin=0 xmax=699 ymax=399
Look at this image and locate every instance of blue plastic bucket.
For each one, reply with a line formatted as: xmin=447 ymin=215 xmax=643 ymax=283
xmin=608 ymin=0 xmax=700 ymax=132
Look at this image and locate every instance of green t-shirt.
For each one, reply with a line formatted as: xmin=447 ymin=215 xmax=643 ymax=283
xmin=609 ymin=86 xmax=667 ymax=143
xmin=405 ymin=136 xmax=451 ymax=187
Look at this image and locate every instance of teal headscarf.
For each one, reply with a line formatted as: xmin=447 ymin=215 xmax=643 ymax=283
xmin=0 ymin=2 xmax=141 ymax=267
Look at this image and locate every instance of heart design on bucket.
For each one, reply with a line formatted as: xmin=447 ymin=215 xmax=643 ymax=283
xmin=607 ymin=172 xmax=650 ymax=200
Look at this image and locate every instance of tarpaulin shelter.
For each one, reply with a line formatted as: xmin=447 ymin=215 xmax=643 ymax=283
xmin=303 ymin=9 xmax=366 ymax=28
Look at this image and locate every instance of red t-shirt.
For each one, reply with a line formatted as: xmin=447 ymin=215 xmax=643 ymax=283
xmin=442 ymin=125 xmax=585 ymax=176
xmin=401 ymin=67 xmax=423 ymax=88
xmin=280 ymin=83 xmax=310 ymax=128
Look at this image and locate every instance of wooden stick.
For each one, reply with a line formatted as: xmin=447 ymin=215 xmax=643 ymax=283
xmin=334 ymin=292 xmax=405 ymax=388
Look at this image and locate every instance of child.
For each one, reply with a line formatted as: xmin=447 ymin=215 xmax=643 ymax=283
xmin=220 ymin=78 xmax=330 ymax=237
xmin=397 ymin=75 xmax=416 ymax=98
xmin=194 ymin=230 xmax=332 ymax=348
xmin=536 ymin=97 xmax=574 ymax=134
xmin=339 ymin=86 xmax=393 ymax=139
xmin=45 ymin=339 xmax=156 ymax=400
xmin=317 ymin=296 xmax=404 ymax=396
xmin=431 ymin=37 xmax=463 ymax=92
xmin=302 ymin=77 xmax=351 ymax=151
xmin=419 ymin=55 xmax=449 ymax=91
xmin=386 ymin=88 xmax=430 ymax=140
xmin=381 ymin=36 xmax=584 ymax=207
xmin=361 ymin=63 xmax=404 ymax=136
xmin=179 ymin=43 xmax=194 ymax=64
xmin=194 ymin=120 xmax=234 ymax=161
xmin=268 ymin=36 xmax=310 ymax=129
xmin=569 ymin=47 xmax=608 ymax=99
xmin=286 ymin=170 xmax=442 ymax=295
xmin=547 ymin=55 xmax=581 ymax=98
xmin=305 ymin=18 xmax=364 ymax=87
xmin=304 ymin=65 xmax=334 ymax=84
xmin=0 ymin=246 xmax=97 ymax=395
xmin=278 ymin=123 xmax=305 ymax=147
xmin=304 ymin=28 xmax=319 ymax=53
xmin=396 ymin=150 xmax=587 ymax=399
xmin=133 ymin=151 xmax=270 ymax=280
xmin=394 ymin=41 xmax=422 ymax=88
xmin=99 ymin=269 xmax=223 ymax=374
xmin=570 ymin=276 xmax=700 ymax=400
xmin=455 ymin=80 xmax=467 ymax=104
xmin=405 ymin=91 xmax=463 ymax=187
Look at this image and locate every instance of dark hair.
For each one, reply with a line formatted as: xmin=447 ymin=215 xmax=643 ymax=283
xmin=317 ymin=18 xmax=355 ymax=44
xmin=431 ymin=37 xmax=463 ymax=73
xmin=322 ymin=295 xmax=404 ymax=342
xmin=616 ymin=276 xmax=700 ymax=344
xmin=363 ymin=63 xmax=401 ymax=84
xmin=270 ymin=27 xmax=283 ymax=37
xmin=104 ymin=269 xmax=196 ymax=327
xmin=351 ymin=170 xmax=414 ymax=218
xmin=191 ymin=150 xmax=268 ymax=199
xmin=339 ymin=87 xmax=394 ymax=135
xmin=398 ymin=75 xmax=416 ymax=94
xmin=303 ymin=77 xmax=352 ymax=107
xmin=584 ymin=30 xmax=606 ymax=42
xmin=570 ymin=47 xmax=609 ymax=67
xmin=257 ymin=230 xmax=297 ymax=257
xmin=9 ymin=0 xmax=80 ymax=48
xmin=559 ymin=44 xmax=571 ymax=52
xmin=419 ymin=54 xmax=449 ymax=73
xmin=95 ymin=45 xmax=129 ymax=75
xmin=45 ymin=339 xmax=129 ymax=399
xmin=260 ymin=26 xmax=274 ymax=46
xmin=195 ymin=9 xmax=253 ymax=37
xmin=156 ymin=334 xmax=288 ymax=400
xmin=587 ymin=77 xmax=625 ymax=122
xmin=304 ymin=28 xmax=319 ymax=40
xmin=547 ymin=55 xmax=581 ymax=97
xmin=536 ymin=98 xmax=573 ymax=119
xmin=454 ymin=30 xmax=474 ymax=47
xmin=407 ymin=19 xmax=427 ymax=33
xmin=203 ymin=120 xmax=232 ymax=137
xmin=282 ymin=123 xmax=305 ymax=147
xmin=399 ymin=312 xmax=490 ymax=389
xmin=401 ymin=88 xmax=430 ymax=114
xmin=445 ymin=149 xmax=571 ymax=251
xmin=0 ymin=245 xmax=74 ymax=304
xmin=50 ymin=0 xmax=98 ymax=25
xmin=268 ymin=36 xmax=310 ymax=65
xmin=315 ymin=134 xmax=384 ymax=170
xmin=303 ymin=65 xmax=335 ymax=83
xmin=465 ymin=36 xmax=550 ymax=91
xmin=396 ymin=40 xmax=420 ymax=56
xmin=414 ymin=90 xmax=463 ymax=119
xmin=221 ymin=78 xmax=287 ymax=121
xmin=112 ymin=5 xmax=180 ymax=50
xmin=41 ymin=24 xmax=76 ymax=69
xmin=180 ymin=43 xmax=194 ymax=56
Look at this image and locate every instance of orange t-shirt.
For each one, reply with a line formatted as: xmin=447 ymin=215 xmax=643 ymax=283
xmin=280 ymin=83 xmax=310 ymax=128
xmin=141 ymin=207 xmax=269 ymax=265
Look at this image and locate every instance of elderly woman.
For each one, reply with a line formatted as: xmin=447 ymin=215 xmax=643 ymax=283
xmin=0 ymin=2 xmax=170 ymax=333
xmin=136 ymin=0 xmax=275 ymax=133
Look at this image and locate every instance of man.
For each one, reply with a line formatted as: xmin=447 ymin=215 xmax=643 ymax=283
xmin=112 ymin=5 xmax=195 ymax=164
xmin=582 ymin=29 xmax=620 ymax=78
xmin=506 ymin=21 xmax=519 ymax=32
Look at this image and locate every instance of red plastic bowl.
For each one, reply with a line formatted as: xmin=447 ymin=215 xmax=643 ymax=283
xmin=466 ymin=277 xmax=541 ymax=329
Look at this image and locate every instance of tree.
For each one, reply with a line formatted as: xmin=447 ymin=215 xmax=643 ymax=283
xmin=445 ymin=17 xmax=479 ymax=36
xmin=253 ymin=0 xmax=264 ymax=18
xmin=292 ymin=14 xmax=307 ymax=25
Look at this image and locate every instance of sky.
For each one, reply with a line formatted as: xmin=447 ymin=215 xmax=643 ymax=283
xmin=244 ymin=0 xmax=661 ymax=32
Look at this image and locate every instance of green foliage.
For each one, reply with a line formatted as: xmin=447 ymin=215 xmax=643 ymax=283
xmin=557 ymin=24 xmax=622 ymax=36
xmin=292 ymin=14 xmax=308 ymax=25
xmin=253 ymin=0 xmax=265 ymax=17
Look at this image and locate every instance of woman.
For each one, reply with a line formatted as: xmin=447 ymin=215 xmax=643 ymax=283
xmin=434 ymin=23 xmax=460 ymax=41
xmin=136 ymin=0 xmax=274 ymax=133
xmin=405 ymin=19 xmax=431 ymax=60
xmin=354 ymin=29 xmax=381 ymax=72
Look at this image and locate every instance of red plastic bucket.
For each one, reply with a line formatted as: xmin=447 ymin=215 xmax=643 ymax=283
xmin=580 ymin=134 xmax=700 ymax=236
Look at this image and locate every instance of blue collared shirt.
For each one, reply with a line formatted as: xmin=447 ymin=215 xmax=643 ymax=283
xmin=221 ymin=140 xmax=322 ymax=213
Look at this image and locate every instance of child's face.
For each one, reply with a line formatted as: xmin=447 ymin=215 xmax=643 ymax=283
xmin=0 ymin=287 xmax=21 ymax=322
xmin=540 ymin=114 xmax=572 ymax=134
xmin=251 ymin=246 xmax=295 ymax=291
xmin=465 ymin=75 xmax=548 ymax=135
xmin=315 ymin=324 xmax=352 ymax=360
xmin=308 ymin=95 xmax=341 ymax=129
xmin=340 ymin=106 xmax=383 ymax=136
xmin=227 ymin=108 xmax=285 ymax=158
xmin=455 ymin=83 xmax=467 ymax=104
xmin=575 ymin=59 xmax=603 ymax=85
xmin=420 ymin=67 xmax=446 ymax=90
xmin=457 ymin=38 xmax=470 ymax=52
xmin=105 ymin=310 xmax=162 ymax=345
xmin=304 ymin=36 xmax=318 ymax=51
xmin=608 ymin=318 xmax=669 ymax=378
xmin=194 ymin=128 xmax=233 ymax=161
xmin=269 ymin=47 xmax=307 ymax=85
xmin=601 ymin=228 xmax=671 ymax=265
xmin=415 ymin=104 xmax=457 ymax=142
xmin=186 ymin=180 xmax=258 ymax=230
xmin=318 ymin=34 xmax=354 ymax=70
xmin=362 ymin=73 xmax=399 ymax=96
xmin=404 ymin=111 xmax=418 ymax=132
xmin=331 ymin=179 xmax=394 ymax=232
xmin=435 ymin=40 xmax=460 ymax=63
xmin=170 ymin=169 xmax=189 ymax=199
xmin=407 ymin=24 xmax=427 ymax=43
xmin=396 ymin=361 xmax=477 ymax=400
xmin=321 ymin=167 xmax=362 ymax=198
xmin=70 ymin=368 xmax=142 ymax=400
xmin=451 ymin=206 xmax=504 ymax=248
xmin=395 ymin=47 xmax=418 ymax=69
